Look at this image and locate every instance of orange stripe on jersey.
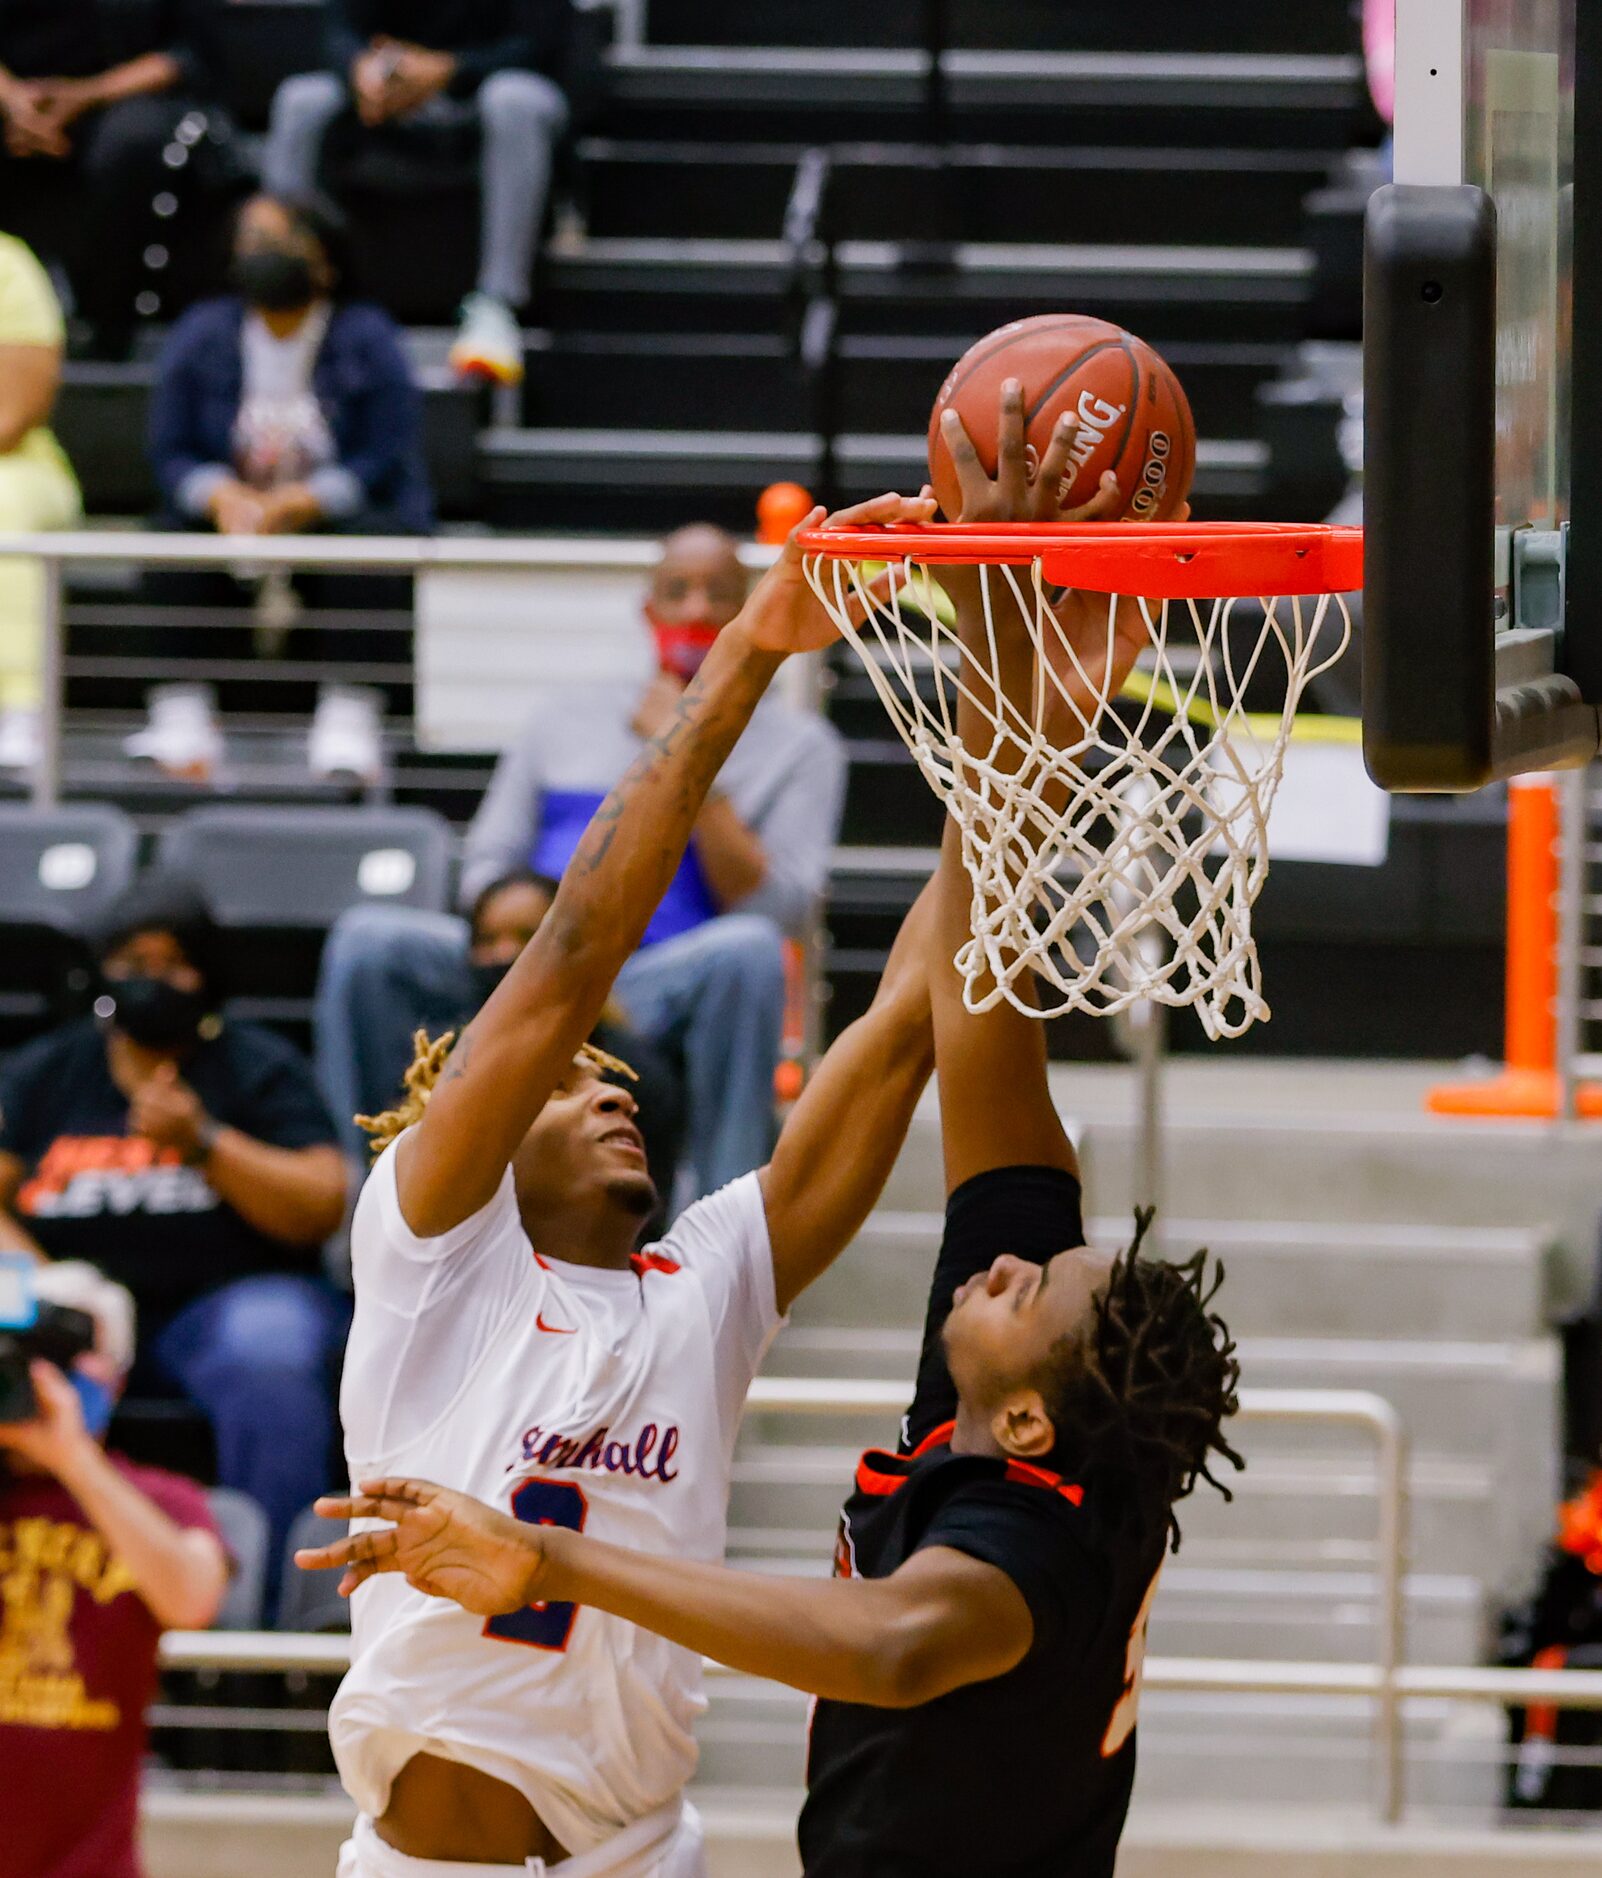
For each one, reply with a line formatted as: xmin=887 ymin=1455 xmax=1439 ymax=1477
xmin=631 ymin=1252 xmax=682 ymax=1278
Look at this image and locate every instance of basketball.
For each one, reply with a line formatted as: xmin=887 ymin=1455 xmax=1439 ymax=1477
xmin=926 ymin=314 xmax=1197 ymax=524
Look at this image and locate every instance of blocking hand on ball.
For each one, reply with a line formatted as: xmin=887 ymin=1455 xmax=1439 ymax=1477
xmin=940 ymin=380 xmax=1175 ymax=730
xmin=299 ymin=1479 xmax=553 ymax=1616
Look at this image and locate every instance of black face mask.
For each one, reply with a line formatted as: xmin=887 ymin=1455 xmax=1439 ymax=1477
xmin=230 ymin=248 xmax=317 ymax=314
xmin=468 ymin=959 xmax=512 ymax=1011
xmin=104 ymin=976 xmax=209 ymax=1051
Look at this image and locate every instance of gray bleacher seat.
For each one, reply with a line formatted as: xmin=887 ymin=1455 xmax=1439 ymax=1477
xmin=156 ymin=805 xmax=453 ymax=928
xmin=208 ymin=1486 xmax=271 ymax=1631
xmin=0 ymin=804 xmax=140 ymax=931
xmin=277 ymin=1504 xmax=353 ymax=1633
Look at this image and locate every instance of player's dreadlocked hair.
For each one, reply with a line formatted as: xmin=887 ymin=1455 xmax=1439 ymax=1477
xmin=355 ymin=1030 xmax=638 ymax=1159
xmin=1041 ymin=1208 xmax=1244 ymax=1553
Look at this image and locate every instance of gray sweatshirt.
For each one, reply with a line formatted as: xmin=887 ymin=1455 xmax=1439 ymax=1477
xmin=461 ymin=681 xmax=848 ymax=941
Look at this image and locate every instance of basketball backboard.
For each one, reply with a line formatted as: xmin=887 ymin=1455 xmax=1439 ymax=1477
xmin=1364 ymin=0 xmax=1602 ymax=790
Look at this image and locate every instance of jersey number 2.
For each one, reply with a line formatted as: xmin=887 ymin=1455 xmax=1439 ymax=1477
xmin=1101 ymin=1570 xmax=1161 ymax=1759
xmin=482 ymin=1479 xmax=588 ymax=1653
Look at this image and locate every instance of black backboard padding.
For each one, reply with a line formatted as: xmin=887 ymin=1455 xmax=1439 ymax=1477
xmin=1363 ymin=184 xmax=1499 ymax=792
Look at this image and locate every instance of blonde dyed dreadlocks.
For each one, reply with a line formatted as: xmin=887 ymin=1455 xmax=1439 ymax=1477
xmin=355 ymin=1030 xmax=638 ymax=1159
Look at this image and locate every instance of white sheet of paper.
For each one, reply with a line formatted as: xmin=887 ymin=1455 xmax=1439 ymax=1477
xmin=1266 ymin=741 xmax=1391 ymax=866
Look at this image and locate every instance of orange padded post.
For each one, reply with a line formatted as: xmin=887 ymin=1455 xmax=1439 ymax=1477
xmin=1429 ymin=774 xmax=1602 ymax=1118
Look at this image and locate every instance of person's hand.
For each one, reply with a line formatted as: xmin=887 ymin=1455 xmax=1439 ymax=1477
xmin=0 ymin=77 xmax=71 ymax=158
xmin=630 ymin=671 xmax=686 ymax=743
xmin=940 ymin=381 xmax=1188 ymax=729
xmin=297 ymin=1478 xmax=551 ymax=1613
xmin=939 ymin=378 xmax=1126 ymax=528
xmin=733 ymin=489 xmax=939 ymax=659
xmin=255 ymin=484 xmax=322 ymax=535
xmin=128 ymin=1062 xmax=211 ymax=1164
xmin=384 ymin=45 xmax=457 ymax=116
xmin=209 ymin=479 xmax=267 ymax=537
xmin=0 ymin=1360 xmax=94 ymax=1477
xmin=29 ymin=78 xmax=98 ymax=142
xmin=353 ymin=40 xmax=401 ymax=125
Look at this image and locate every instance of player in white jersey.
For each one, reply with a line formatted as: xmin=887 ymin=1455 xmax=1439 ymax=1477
xmin=323 ymin=490 xmax=941 ymax=1878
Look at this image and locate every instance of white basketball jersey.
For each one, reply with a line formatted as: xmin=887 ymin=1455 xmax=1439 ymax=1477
xmin=328 ymin=1139 xmax=782 ymax=1858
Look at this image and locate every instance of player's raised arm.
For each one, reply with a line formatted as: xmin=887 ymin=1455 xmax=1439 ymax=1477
xmin=758 ymin=876 xmax=936 ymax=1314
xmin=396 ymin=491 xmax=936 ymax=1237
xmin=927 ymin=380 xmax=1136 ymax=1193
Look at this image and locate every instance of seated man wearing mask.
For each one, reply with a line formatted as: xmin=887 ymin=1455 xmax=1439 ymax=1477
xmin=0 ymin=873 xmax=349 ymax=1587
xmin=316 ymin=524 xmax=845 ymax=1207
xmin=140 ymin=189 xmax=434 ymax=781
xmin=0 ymin=1259 xmax=228 ymax=1878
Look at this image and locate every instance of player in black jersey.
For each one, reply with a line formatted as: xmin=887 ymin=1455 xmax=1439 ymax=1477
xmin=301 ymin=389 xmax=1244 ymax=1878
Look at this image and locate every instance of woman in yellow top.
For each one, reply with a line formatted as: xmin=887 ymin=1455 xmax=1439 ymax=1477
xmin=0 ymin=232 xmax=83 ymax=773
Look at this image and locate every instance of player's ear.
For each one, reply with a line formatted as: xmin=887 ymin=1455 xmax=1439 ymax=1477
xmin=992 ymin=1389 xmax=1055 ymax=1461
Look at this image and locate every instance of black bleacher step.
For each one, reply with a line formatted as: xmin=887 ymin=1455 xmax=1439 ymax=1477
xmin=543 ymin=245 xmax=793 ymax=336
xmin=841 ymin=743 xmax=946 ymax=849
xmin=834 ymin=336 xmax=1293 ymax=441
xmin=579 ymin=141 xmax=801 ymax=242
xmin=599 ymin=49 xmax=1366 ymax=151
xmin=577 ymin=140 xmax=1335 ymax=250
xmin=544 ymin=239 xmax=1314 ymax=347
xmin=644 ymin=0 xmax=1359 ymax=58
xmin=523 ymin=333 xmax=809 ymax=433
xmin=834 ymin=245 xmax=1313 ymax=346
xmin=825 ymin=145 xmax=1335 ymax=250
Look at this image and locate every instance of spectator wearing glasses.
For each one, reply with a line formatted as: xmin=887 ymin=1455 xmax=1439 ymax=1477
xmin=265 ymin=0 xmax=575 ymax=387
xmin=0 ymin=231 xmax=82 ymax=776
xmin=0 ymin=872 xmax=349 ymax=1585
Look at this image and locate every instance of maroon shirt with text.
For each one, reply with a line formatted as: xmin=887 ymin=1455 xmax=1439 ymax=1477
xmin=0 ymin=1458 xmax=219 ymax=1878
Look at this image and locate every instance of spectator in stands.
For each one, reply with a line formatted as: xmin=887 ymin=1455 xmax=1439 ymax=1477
xmin=0 ymin=871 xmax=350 ymax=1588
xmin=0 ymin=231 xmax=81 ymax=775
xmin=0 ymin=1259 xmax=227 ymax=1878
xmin=316 ymin=523 xmax=846 ymax=1207
xmin=318 ymin=866 xmax=686 ymax=1219
xmin=0 ymin=1 xmax=231 ymax=351
xmin=139 ymin=189 xmax=434 ymax=782
xmin=264 ymin=0 xmax=574 ymax=387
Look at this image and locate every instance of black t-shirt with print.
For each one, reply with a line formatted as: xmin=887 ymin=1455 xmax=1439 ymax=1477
xmin=799 ymin=1166 xmax=1169 ymax=1878
xmin=0 ymin=1018 xmax=338 ymax=1313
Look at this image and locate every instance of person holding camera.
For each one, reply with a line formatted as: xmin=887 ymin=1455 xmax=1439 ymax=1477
xmin=0 ymin=1258 xmax=227 ymax=1878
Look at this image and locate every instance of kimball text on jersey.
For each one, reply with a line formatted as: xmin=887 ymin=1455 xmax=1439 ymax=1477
xmin=511 ymin=1419 xmax=682 ymax=1483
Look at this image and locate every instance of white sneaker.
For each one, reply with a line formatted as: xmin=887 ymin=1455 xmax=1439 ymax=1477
xmin=0 ymin=706 xmax=40 ymax=773
xmin=125 ymin=684 xmax=223 ymax=782
xmin=449 ymin=292 xmax=524 ymax=387
xmin=309 ymin=685 xmax=384 ymax=784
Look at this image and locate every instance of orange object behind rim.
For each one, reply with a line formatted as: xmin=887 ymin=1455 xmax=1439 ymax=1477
xmin=798 ymin=522 xmax=1365 ymax=601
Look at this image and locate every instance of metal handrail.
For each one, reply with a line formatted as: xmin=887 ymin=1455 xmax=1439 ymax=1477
xmin=0 ymin=528 xmax=786 ymax=809
xmin=157 ymin=1382 xmax=1415 ymax=1820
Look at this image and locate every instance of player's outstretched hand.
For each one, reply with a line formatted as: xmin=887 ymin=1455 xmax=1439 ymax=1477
xmin=297 ymin=1479 xmax=550 ymax=1616
xmin=736 ymin=489 xmax=939 ymax=656
xmin=939 ymin=377 xmax=1125 ymax=528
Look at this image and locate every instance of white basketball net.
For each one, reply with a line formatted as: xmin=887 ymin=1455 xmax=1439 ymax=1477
xmin=805 ymin=553 xmax=1353 ymax=1041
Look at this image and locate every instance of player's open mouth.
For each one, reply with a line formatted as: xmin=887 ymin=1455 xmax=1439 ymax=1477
xmin=601 ymin=1126 xmax=646 ymax=1158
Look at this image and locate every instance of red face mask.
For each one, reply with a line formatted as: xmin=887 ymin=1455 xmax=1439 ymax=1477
xmin=646 ymin=608 xmax=722 ymax=681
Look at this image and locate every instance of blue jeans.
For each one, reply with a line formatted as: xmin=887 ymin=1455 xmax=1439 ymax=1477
xmin=314 ymin=904 xmax=785 ymax=1202
xmin=151 ymin=1274 xmax=350 ymax=1613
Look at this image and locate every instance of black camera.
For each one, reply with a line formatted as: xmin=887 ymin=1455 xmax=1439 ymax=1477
xmin=0 ymin=1303 xmax=97 ymax=1424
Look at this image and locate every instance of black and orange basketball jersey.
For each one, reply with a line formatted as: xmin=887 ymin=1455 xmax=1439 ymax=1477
xmin=799 ymin=1165 xmax=1168 ymax=1878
